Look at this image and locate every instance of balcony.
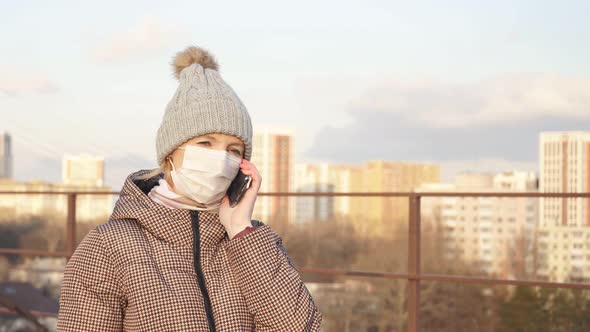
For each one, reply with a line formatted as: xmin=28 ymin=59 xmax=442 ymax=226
xmin=0 ymin=190 xmax=589 ymax=332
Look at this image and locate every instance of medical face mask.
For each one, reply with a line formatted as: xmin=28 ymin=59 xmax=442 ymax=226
xmin=168 ymin=145 xmax=242 ymax=211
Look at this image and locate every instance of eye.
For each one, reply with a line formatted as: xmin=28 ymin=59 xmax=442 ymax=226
xmin=230 ymin=148 xmax=242 ymax=157
xmin=197 ymin=141 xmax=211 ymax=146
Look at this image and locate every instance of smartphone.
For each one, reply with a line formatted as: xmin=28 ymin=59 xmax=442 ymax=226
xmin=226 ymin=170 xmax=252 ymax=207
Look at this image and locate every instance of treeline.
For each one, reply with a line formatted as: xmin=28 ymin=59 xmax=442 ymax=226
xmin=279 ymin=216 xmax=590 ymax=332
xmin=0 ymin=215 xmax=101 ymax=261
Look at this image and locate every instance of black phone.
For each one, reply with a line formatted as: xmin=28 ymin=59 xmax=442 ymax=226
xmin=226 ymin=170 xmax=252 ymax=207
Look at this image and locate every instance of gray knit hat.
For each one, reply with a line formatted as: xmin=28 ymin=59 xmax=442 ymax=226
xmin=155 ymin=46 xmax=253 ymax=165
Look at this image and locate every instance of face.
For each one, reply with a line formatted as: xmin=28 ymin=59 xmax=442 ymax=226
xmin=168 ymin=133 xmax=245 ymax=169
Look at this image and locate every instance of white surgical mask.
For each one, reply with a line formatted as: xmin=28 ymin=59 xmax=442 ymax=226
xmin=168 ymin=145 xmax=242 ymax=211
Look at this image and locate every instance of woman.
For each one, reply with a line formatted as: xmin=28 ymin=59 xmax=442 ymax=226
xmin=57 ymin=46 xmax=322 ymax=331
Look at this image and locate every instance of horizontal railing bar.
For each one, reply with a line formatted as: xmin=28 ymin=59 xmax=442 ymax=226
xmin=0 ymin=248 xmax=68 ymax=258
xmin=4 ymin=252 xmax=587 ymax=288
xmin=300 ymin=268 xmax=590 ymax=289
xmin=0 ymin=191 xmax=118 ymax=195
xmin=260 ymin=192 xmax=590 ymax=198
xmin=260 ymin=192 xmax=410 ymax=197
xmin=1 ymin=254 xmax=586 ymax=291
xmin=419 ymin=274 xmax=590 ymax=289
xmin=0 ymin=307 xmax=58 ymax=318
xmin=301 ymin=267 xmax=410 ymax=279
xmin=415 ymin=192 xmax=590 ymax=198
xmin=1 ymin=191 xmax=589 ymax=198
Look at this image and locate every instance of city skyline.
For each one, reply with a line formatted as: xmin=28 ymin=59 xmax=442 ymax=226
xmin=2 ymin=128 xmax=589 ymax=189
xmin=0 ymin=127 xmax=560 ymax=190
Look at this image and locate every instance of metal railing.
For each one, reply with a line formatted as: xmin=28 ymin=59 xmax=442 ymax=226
xmin=1 ymin=190 xmax=590 ymax=332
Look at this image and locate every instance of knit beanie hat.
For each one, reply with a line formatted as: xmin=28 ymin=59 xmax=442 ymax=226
xmin=155 ymin=46 xmax=253 ymax=165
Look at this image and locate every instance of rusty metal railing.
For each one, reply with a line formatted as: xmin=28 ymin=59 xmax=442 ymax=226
xmin=0 ymin=190 xmax=589 ymax=332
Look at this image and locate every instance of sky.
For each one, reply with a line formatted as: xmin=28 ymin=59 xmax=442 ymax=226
xmin=1 ymin=0 xmax=590 ymax=188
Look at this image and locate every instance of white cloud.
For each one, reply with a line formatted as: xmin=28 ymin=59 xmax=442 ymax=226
xmin=92 ymin=16 xmax=189 ymax=62
xmin=0 ymin=69 xmax=59 ymax=95
xmin=351 ymin=73 xmax=590 ymax=128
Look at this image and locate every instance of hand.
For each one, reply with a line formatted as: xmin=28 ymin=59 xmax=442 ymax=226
xmin=219 ymin=159 xmax=262 ymax=239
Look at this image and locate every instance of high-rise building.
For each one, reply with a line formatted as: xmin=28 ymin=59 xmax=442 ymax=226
xmin=293 ymin=163 xmax=363 ymax=224
xmin=294 ymin=164 xmax=334 ymax=224
xmin=418 ymin=171 xmax=538 ymax=278
xmin=539 ymin=131 xmax=590 ymax=227
xmin=537 ymin=131 xmax=590 ymax=282
xmin=292 ymin=160 xmax=438 ymax=235
xmin=251 ymin=128 xmax=293 ymax=228
xmin=62 ymin=154 xmax=104 ymax=187
xmin=362 ymin=161 xmax=440 ymax=235
xmin=0 ymin=132 xmax=13 ymax=179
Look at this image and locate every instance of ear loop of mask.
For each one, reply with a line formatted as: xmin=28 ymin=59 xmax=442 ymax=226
xmin=167 ymin=157 xmax=176 ymax=171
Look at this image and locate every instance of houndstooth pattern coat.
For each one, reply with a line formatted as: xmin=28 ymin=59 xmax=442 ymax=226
xmin=57 ymin=170 xmax=322 ymax=331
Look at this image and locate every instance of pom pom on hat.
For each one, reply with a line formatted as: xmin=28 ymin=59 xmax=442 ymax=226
xmin=172 ymin=46 xmax=219 ymax=79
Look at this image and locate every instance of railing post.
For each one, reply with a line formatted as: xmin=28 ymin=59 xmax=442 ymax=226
xmin=407 ymin=194 xmax=421 ymax=332
xmin=66 ymin=193 xmax=77 ymax=260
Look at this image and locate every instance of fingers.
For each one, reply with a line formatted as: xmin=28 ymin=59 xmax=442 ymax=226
xmin=237 ymin=161 xmax=260 ymax=210
xmin=240 ymin=160 xmax=259 ymax=177
xmin=240 ymin=160 xmax=261 ymax=189
xmin=240 ymin=159 xmax=254 ymax=171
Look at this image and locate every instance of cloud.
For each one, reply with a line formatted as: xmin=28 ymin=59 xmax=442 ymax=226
xmin=92 ymin=16 xmax=189 ymax=62
xmin=307 ymin=110 xmax=590 ymax=163
xmin=350 ymin=73 xmax=590 ymax=128
xmin=305 ymin=73 xmax=590 ymax=168
xmin=0 ymin=72 xmax=59 ymax=96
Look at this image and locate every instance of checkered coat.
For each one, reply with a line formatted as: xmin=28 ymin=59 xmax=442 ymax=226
xmin=57 ymin=170 xmax=322 ymax=331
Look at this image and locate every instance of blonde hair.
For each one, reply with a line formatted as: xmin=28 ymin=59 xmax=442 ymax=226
xmin=137 ymin=159 xmax=172 ymax=181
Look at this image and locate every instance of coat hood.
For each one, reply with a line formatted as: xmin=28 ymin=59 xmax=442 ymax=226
xmin=109 ymin=169 xmax=227 ymax=249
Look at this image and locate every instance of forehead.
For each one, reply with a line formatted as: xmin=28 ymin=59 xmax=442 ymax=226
xmin=193 ymin=133 xmax=243 ymax=145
